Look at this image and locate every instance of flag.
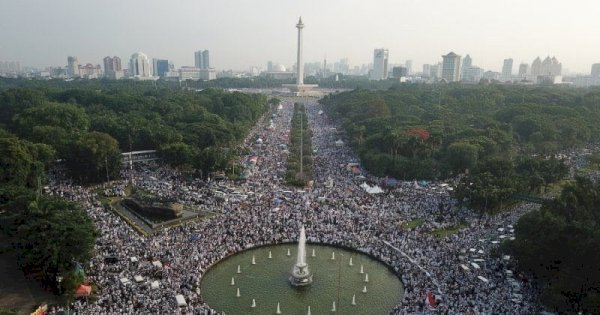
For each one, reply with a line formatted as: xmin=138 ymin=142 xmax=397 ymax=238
xmin=426 ymin=292 xmax=436 ymax=309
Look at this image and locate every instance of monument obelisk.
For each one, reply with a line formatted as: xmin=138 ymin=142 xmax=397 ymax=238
xmin=284 ymin=17 xmax=317 ymax=96
xmin=296 ymin=17 xmax=304 ymax=86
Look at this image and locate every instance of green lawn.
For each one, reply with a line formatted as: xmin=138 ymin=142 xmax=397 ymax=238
xmin=401 ymin=218 xmax=425 ymax=229
xmin=430 ymin=223 xmax=467 ymax=238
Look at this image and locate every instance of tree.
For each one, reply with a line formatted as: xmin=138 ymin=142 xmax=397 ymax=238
xmin=7 ymin=195 xmax=97 ymax=288
xmin=66 ymin=132 xmax=121 ymax=183
xmin=0 ymin=136 xmax=53 ymax=188
xmin=13 ymin=102 xmax=89 ymax=138
xmin=446 ymin=142 xmax=479 ymax=173
xmin=159 ymin=142 xmax=198 ymax=169
xmin=509 ymin=177 xmax=600 ymax=314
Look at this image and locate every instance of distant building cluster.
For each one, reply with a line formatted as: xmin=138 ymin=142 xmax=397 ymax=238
xmin=2 ymin=44 xmax=600 ymax=87
xmin=0 ymin=61 xmax=21 ymax=76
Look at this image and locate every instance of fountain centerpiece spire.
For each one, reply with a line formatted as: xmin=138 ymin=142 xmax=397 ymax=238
xmin=290 ymin=226 xmax=313 ymax=286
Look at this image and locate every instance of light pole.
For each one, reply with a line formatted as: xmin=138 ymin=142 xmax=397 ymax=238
xmin=56 ymin=275 xmax=63 ymax=295
xmin=299 ymin=107 xmax=304 ymax=182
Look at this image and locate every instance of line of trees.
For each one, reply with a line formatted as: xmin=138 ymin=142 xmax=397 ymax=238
xmin=0 ymin=131 xmax=96 ymax=298
xmin=320 ymin=84 xmax=600 ymax=211
xmin=286 ymin=103 xmax=313 ymax=187
xmin=0 ymin=82 xmax=269 ymax=183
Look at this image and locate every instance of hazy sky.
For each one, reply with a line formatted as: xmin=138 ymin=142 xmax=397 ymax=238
xmin=1 ymin=0 xmax=599 ymax=73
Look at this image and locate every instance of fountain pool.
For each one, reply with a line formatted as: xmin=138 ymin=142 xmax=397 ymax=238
xmin=200 ymin=243 xmax=403 ymax=314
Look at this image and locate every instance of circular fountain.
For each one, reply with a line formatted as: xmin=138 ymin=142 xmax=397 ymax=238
xmin=289 ymin=226 xmax=313 ymax=286
xmin=200 ymin=227 xmax=403 ymax=314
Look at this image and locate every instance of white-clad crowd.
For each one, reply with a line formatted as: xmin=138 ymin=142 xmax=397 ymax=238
xmin=46 ymin=98 xmax=543 ymax=314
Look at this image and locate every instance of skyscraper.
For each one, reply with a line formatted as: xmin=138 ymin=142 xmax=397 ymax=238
xmin=194 ymin=50 xmax=210 ymax=69
xmin=67 ymin=56 xmax=79 ymax=78
xmin=371 ymin=48 xmax=389 ymax=80
xmin=422 ymin=64 xmax=431 ymax=78
xmin=461 ymin=54 xmax=472 ymax=78
xmin=103 ymin=56 xmax=123 ymax=79
xmin=502 ymin=58 xmax=514 ymax=80
xmin=518 ymin=63 xmax=529 ymax=77
xmin=404 ymin=60 xmax=413 ymax=75
xmin=153 ymin=58 xmax=169 ymax=77
xmin=592 ymin=63 xmax=600 ymax=77
xmin=441 ymin=52 xmax=461 ymax=82
xmin=129 ymin=52 xmax=152 ymax=78
xmin=103 ymin=56 xmax=122 ymax=72
xmin=531 ymin=57 xmax=542 ymax=76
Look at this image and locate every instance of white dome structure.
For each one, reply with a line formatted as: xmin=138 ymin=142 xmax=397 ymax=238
xmin=274 ymin=64 xmax=286 ymax=72
xmin=129 ymin=52 xmax=152 ymax=78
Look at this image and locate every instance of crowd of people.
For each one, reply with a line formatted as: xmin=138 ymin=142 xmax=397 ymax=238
xmin=45 ymin=97 xmax=550 ymax=314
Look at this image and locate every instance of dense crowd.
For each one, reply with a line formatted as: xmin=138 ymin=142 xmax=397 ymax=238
xmin=46 ymin=98 xmax=546 ymax=314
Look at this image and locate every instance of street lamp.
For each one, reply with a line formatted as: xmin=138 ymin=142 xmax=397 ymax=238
xmin=56 ymin=275 xmax=63 ymax=294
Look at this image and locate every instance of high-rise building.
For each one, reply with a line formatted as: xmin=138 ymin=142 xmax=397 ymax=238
xmin=103 ymin=56 xmax=123 ymax=79
xmin=152 ymin=59 xmax=169 ymax=77
xmin=194 ymin=50 xmax=210 ymax=69
xmin=518 ymin=63 xmax=529 ymax=77
xmin=129 ymin=52 xmax=152 ymax=78
xmin=461 ymin=54 xmax=472 ymax=78
xmin=333 ymin=58 xmax=349 ymax=75
xmin=502 ymin=58 xmax=513 ymax=80
xmin=422 ymin=64 xmax=431 ymax=78
xmin=462 ymin=66 xmax=484 ymax=82
xmin=103 ymin=56 xmax=122 ymax=72
xmin=531 ymin=56 xmax=561 ymax=77
xmin=371 ymin=48 xmax=389 ymax=80
xmin=392 ymin=66 xmax=408 ymax=78
xmin=430 ymin=63 xmax=442 ymax=80
xmin=531 ymin=57 xmax=542 ymax=76
xmin=592 ymin=63 xmax=600 ymax=77
xmin=78 ymin=63 xmax=102 ymax=78
xmin=67 ymin=56 xmax=79 ymax=78
xmin=404 ymin=60 xmax=413 ymax=75
xmin=441 ymin=52 xmax=461 ymax=82
xmin=0 ymin=61 xmax=21 ymax=74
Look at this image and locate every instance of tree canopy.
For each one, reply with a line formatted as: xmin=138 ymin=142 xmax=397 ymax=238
xmin=508 ymin=177 xmax=600 ymax=313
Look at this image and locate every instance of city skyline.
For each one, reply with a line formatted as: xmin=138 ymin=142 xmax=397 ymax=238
xmin=0 ymin=0 xmax=599 ymax=73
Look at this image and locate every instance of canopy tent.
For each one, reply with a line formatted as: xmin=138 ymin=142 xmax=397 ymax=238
xmin=152 ymin=260 xmax=163 ymax=268
xmin=175 ymin=294 xmax=187 ymax=306
xmin=75 ymin=284 xmax=92 ymax=297
xmin=360 ymin=182 xmax=384 ymax=194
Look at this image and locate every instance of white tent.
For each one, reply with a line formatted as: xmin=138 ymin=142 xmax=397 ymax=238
xmin=120 ymin=278 xmax=130 ymax=285
xmin=175 ymin=294 xmax=187 ymax=307
xmin=470 ymin=262 xmax=481 ymax=270
xmin=460 ymin=264 xmax=470 ymax=271
xmin=152 ymin=260 xmax=163 ymax=268
xmin=477 ymin=276 xmax=489 ymax=283
xmin=134 ymin=275 xmax=144 ymax=283
xmin=335 ymin=139 xmax=344 ymax=147
xmin=360 ymin=182 xmax=384 ymax=194
xmin=129 ymin=256 xmax=138 ymax=263
xmin=151 ymin=281 xmax=160 ymax=289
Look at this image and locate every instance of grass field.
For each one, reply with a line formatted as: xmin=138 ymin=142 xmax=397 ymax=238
xmin=430 ymin=223 xmax=468 ymax=238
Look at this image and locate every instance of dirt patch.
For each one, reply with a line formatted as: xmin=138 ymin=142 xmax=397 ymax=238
xmin=0 ymin=250 xmax=59 ymax=315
